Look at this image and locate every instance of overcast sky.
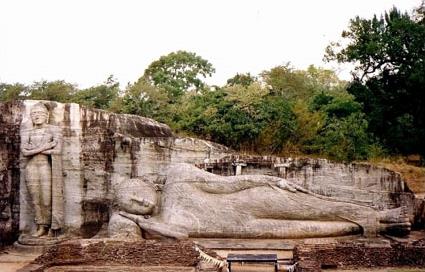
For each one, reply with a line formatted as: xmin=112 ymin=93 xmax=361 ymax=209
xmin=0 ymin=0 xmax=421 ymax=88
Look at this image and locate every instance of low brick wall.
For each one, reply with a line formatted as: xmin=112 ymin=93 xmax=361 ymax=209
xmin=293 ymin=239 xmax=425 ymax=272
xmin=27 ymin=239 xmax=199 ymax=271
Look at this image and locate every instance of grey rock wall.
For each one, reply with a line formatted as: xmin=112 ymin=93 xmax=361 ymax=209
xmin=0 ymin=100 xmax=231 ymax=241
xmin=198 ymin=155 xmax=417 ymax=222
xmin=0 ymin=100 xmax=420 ymax=244
xmin=0 ymin=101 xmax=23 ymax=246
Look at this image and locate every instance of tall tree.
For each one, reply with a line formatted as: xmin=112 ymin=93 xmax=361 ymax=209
xmin=325 ymin=7 xmax=425 ymax=156
xmin=143 ymin=50 xmax=215 ymax=100
xmin=119 ymin=78 xmax=170 ymax=122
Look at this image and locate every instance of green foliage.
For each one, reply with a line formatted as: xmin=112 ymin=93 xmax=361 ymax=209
xmin=255 ymin=95 xmax=296 ymax=153
xmin=261 ymin=64 xmax=346 ymax=101
xmin=224 ymin=82 xmax=269 ymax=115
xmin=226 ymin=73 xmax=256 ymax=87
xmin=119 ymin=78 xmax=171 ymax=123
xmin=28 ymin=80 xmax=76 ymax=102
xmin=261 ymin=64 xmax=310 ymax=100
xmin=326 ymin=7 xmax=425 ymax=157
xmin=290 ymin=100 xmax=326 ymax=153
xmin=267 ymin=87 xmax=372 ymax=161
xmin=72 ymin=75 xmax=120 ymax=110
xmin=175 ymin=82 xmax=296 ymax=153
xmin=0 ymin=83 xmax=28 ymax=101
xmin=176 ymin=87 xmax=257 ymax=148
xmin=314 ymin=113 xmax=371 ymax=161
xmin=143 ymin=50 xmax=215 ymax=100
xmin=310 ymin=92 xmax=362 ymax=118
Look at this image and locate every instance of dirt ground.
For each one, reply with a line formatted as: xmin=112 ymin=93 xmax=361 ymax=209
xmin=0 ymin=251 xmax=38 ymax=272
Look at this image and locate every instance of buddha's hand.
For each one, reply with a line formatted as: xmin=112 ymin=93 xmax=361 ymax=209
xmin=43 ymin=140 xmax=57 ymax=150
xmin=276 ymin=179 xmax=308 ymax=193
xmin=119 ymin=211 xmax=143 ymax=224
xmin=41 ymin=140 xmax=58 ymax=154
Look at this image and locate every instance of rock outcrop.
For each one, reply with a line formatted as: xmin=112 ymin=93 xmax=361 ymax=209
xmin=198 ymin=155 xmax=416 ymax=220
xmin=0 ymin=101 xmax=23 ymax=245
xmin=0 ymin=100 xmax=230 ymax=241
xmin=0 ymin=100 xmax=421 ymax=245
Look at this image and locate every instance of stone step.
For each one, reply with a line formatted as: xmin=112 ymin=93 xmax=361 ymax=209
xmin=193 ymin=238 xmax=295 ymax=260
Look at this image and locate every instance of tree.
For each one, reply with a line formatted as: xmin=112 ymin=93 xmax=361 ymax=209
xmin=325 ymin=7 xmax=425 ymax=156
xmin=261 ymin=64 xmax=309 ymax=100
xmin=176 ymin=82 xmax=296 ymax=153
xmin=325 ymin=8 xmax=425 ymax=82
xmin=28 ymin=80 xmax=77 ymax=102
xmin=0 ymin=83 xmax=28 ymax=101
xmin=143 ymin=50 xmax=215 ymax=100
xmin=290 ymin=100 xmax=326 ymax=154
xmin=226 ymin=73 xmax=256 ymax=87
xmin=119 ymin=78 xmax=170 ymax=122
xmin=314 ymin=113 xmax=371 ymax=161
xmin=261 ymin=64 xmax=346 ymax=101
xmin=72 ymin=75 xmax=120 ymax=110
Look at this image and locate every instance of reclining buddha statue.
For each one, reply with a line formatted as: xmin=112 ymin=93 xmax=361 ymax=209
xmin=108 ymin=163 xmax=411 ymax=239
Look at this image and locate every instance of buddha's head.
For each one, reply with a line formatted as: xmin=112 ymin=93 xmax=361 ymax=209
xmin=30 ymin=102 xmax=49 ymax=126
xmin=114 ymin=177 xmax=158 ymax=215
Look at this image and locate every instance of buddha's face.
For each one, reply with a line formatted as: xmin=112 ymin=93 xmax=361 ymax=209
xmin=30 ymin=110 xmax=48 ymax=125
xmin=115 ymin=179 xmax=157 ymax=215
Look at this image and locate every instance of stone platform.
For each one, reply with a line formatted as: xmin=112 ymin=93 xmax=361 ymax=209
xmin=1 ymin=233 xmax=424 ymax=272
xmin=193 ymin=238 xmax=295 ymax=260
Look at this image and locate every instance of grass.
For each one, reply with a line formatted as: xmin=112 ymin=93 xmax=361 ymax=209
xmin=368 ymin=157 xmax=425 ymax=194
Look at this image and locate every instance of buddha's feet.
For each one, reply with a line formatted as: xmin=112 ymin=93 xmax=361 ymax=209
xmin=32 ymin=225 xmax=48 ymax=237
xmin=378 ymin=207 xmax=411 ymax=236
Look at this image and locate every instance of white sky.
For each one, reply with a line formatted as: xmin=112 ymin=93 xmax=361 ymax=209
xmin=0 ymin=0 xmax=421 ymax=89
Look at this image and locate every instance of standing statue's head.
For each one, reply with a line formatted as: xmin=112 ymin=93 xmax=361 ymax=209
xmin=113 ymin=177 xmax=158 ymax=216
xmin=30 ymin=102 xmax=49 ymax=126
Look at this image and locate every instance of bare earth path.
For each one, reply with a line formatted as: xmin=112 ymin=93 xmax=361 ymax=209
xmin=0 ymin=246 xmax=41 ymax=272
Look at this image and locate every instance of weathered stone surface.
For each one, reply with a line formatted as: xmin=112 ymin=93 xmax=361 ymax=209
xmin=113 ymin=163 xmax=412 ymax=239
xmin=0 ymin=100 xmax=230 ymax=243
xmin=0 ymin=100 xmax=421 ymax=245
xmin=0 ymin=101 xmax=23 ymax=246
xmin=21 ymin=102 xmax=64 ymax=238
xmin=198 ymin=155 xmax=417 ymax=221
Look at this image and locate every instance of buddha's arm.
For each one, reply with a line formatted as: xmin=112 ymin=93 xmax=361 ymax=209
xmin=196 ymin=175 xmax=307 ymax=194
xmin=42 ymin=127 xmax=63 ymax=155
xmin=21 ymin=132 xmax=57 ymax=157
xmin=119 ymin=211 xmax=189 ymax=239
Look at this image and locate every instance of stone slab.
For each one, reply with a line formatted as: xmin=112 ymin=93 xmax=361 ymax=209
xmin=193 ymin=238 xmax=295 ymax=250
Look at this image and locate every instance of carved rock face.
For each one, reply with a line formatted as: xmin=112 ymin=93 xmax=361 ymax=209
xmin=30 ymin=110 xmax=48 ymax=126
xmin=114 ymin=178 xmax=157 ymax=215
xmin=0 ymin=100 xmax=418 ymax=243
xmin=29 ymin=102 xmax=49 ymax=126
